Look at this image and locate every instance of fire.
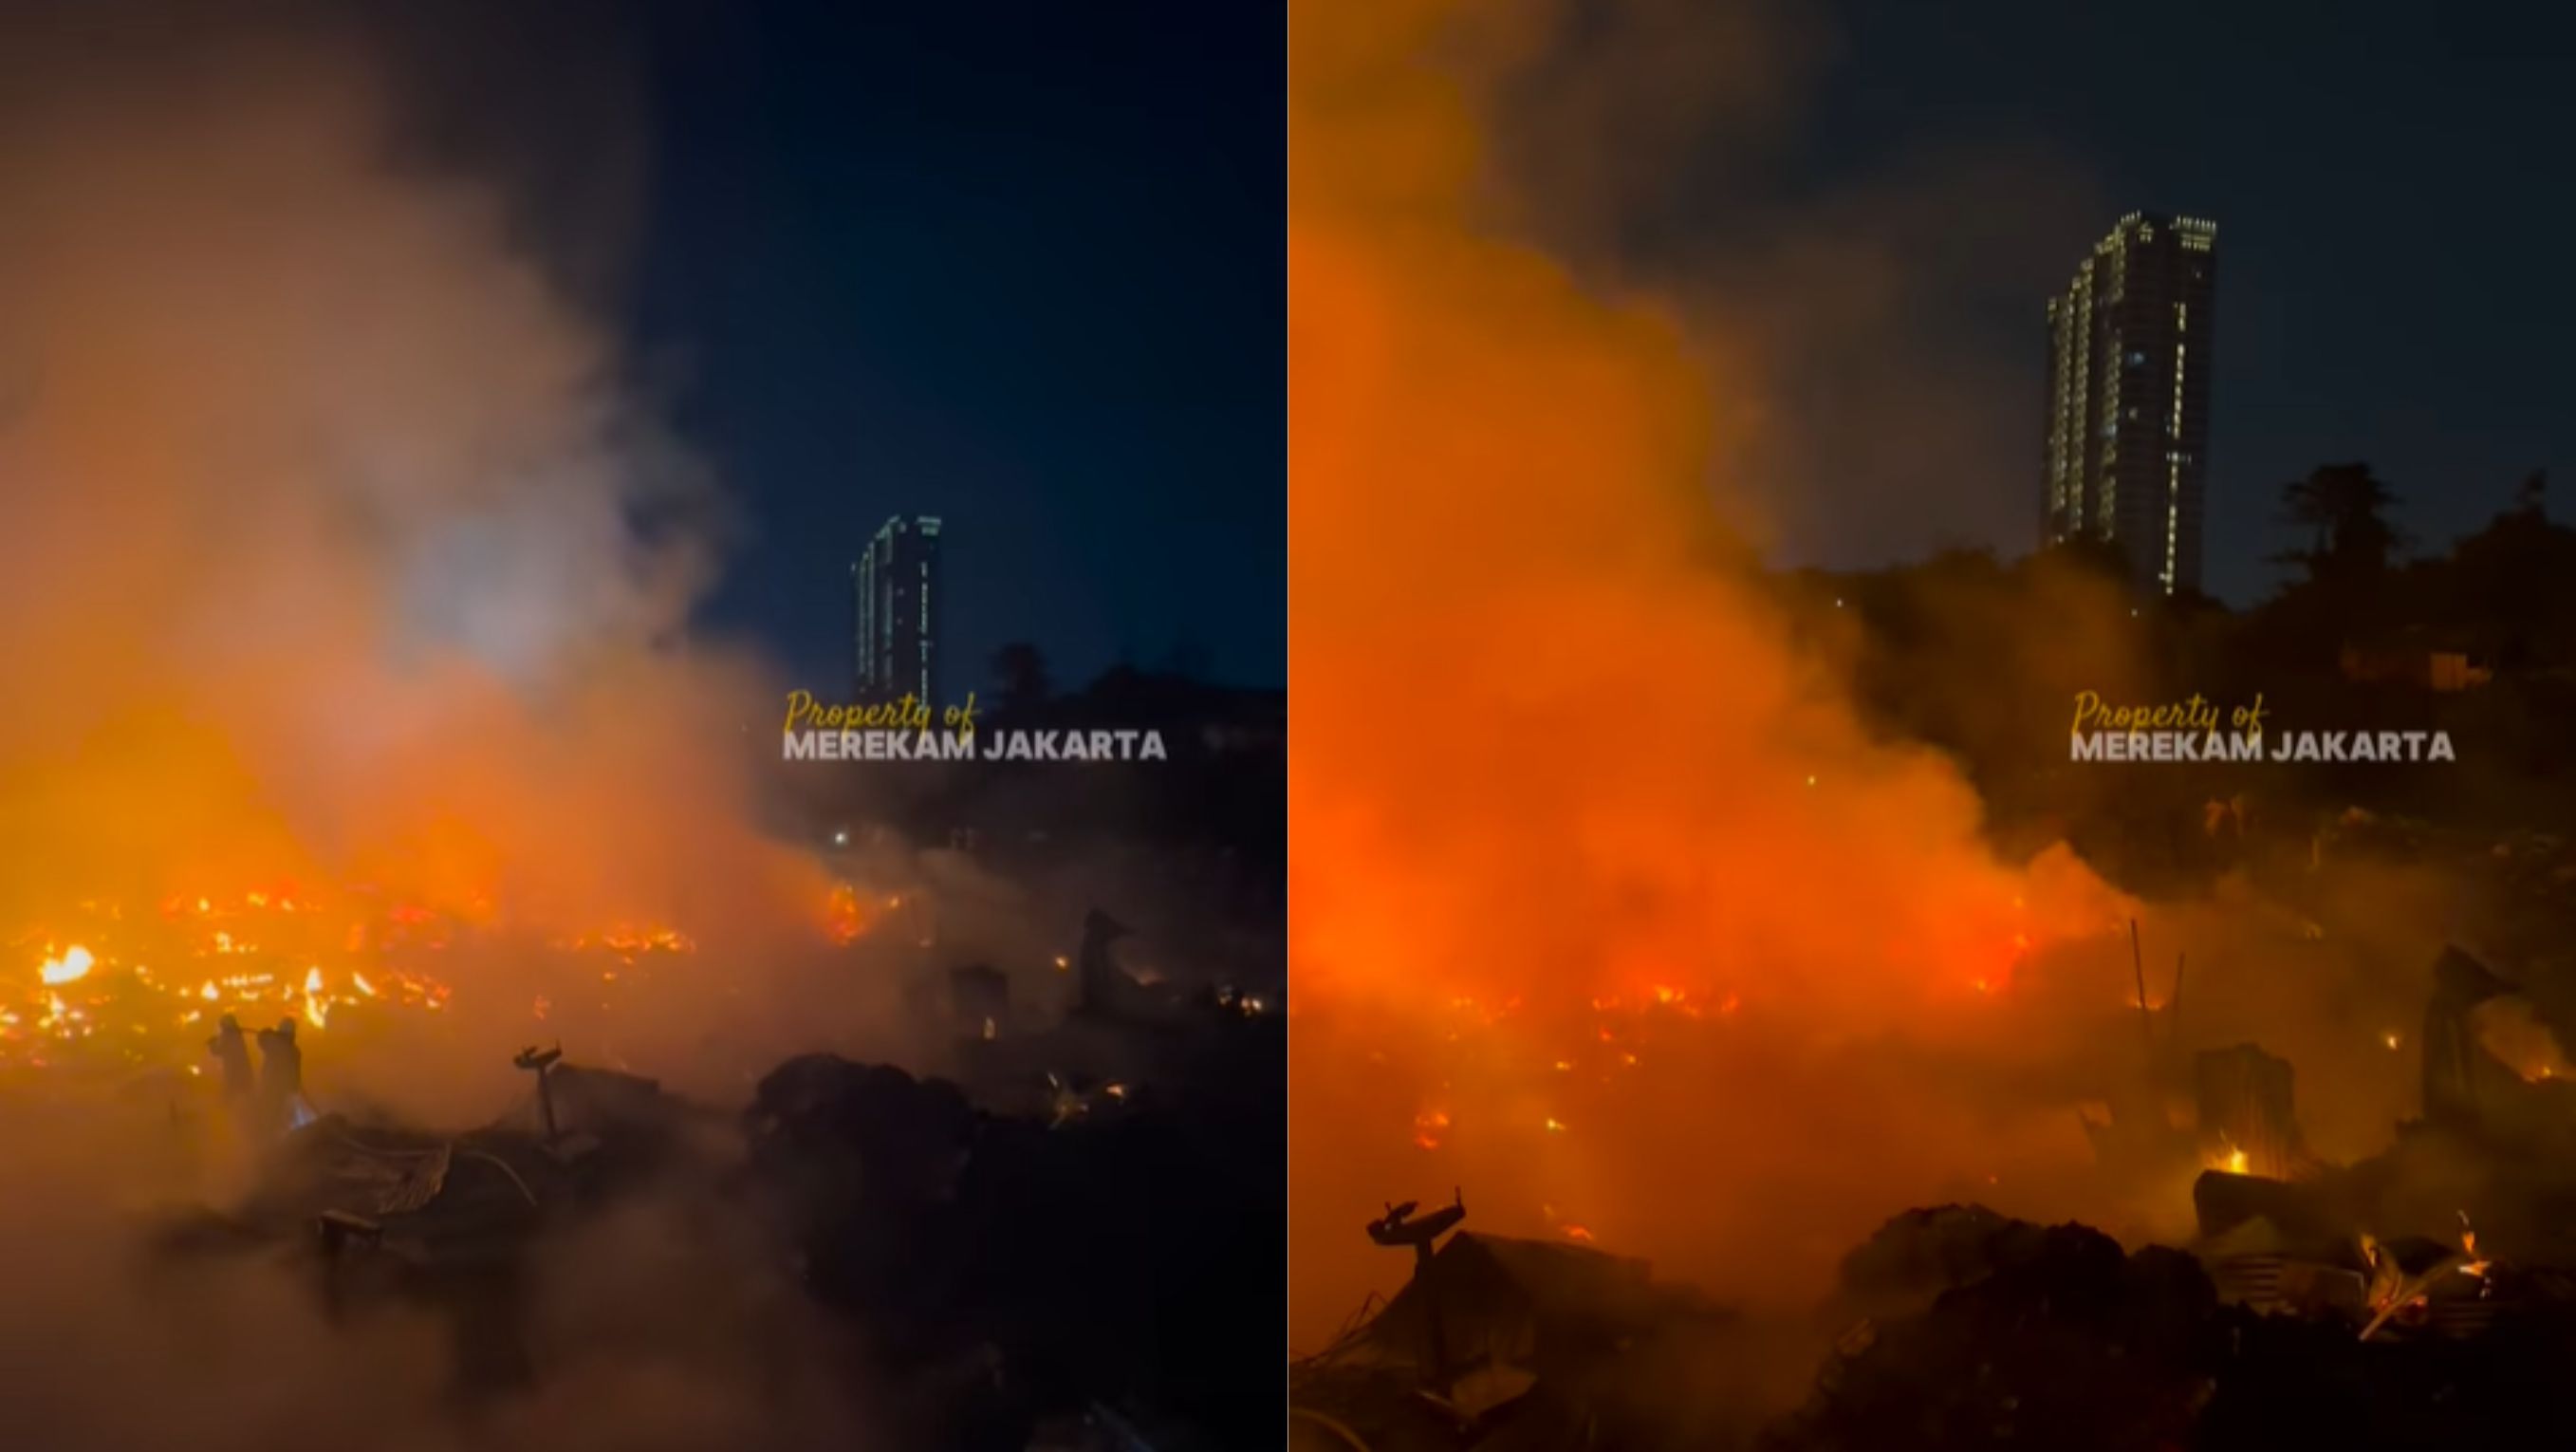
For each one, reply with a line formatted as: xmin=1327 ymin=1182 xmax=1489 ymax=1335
xmin=2208 ymin=1133 xmax=2250 ymax=1176
xmin=0 ymin=882 xmax=756 ymax=1069
xmin=37 ymin=944 xmax=94 ymax=985
xmin=824 ymin=884 xmax=871 ymax=946
xmin=1284 ymin=0 xmax=2142 ymax=1343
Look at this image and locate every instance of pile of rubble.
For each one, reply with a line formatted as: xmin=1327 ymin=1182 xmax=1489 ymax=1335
xmin=1778 ymin=1203 xmax=2576 ymax=1452
xmin=1301 ymin=942 xmax=2576 ymax=1451
xmin=150 ymin=908 xmax=1284 ymax=1452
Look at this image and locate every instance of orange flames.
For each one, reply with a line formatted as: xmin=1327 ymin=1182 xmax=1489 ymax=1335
xmin=824 ymin=884 xmax=872 ymax=947
xmin=1288 ymin=0 xmax=2133 ymax=1346
xmin=3 ymin=879 xmax=878 ymax=1071
xmin=36 ymin=945 xmax=93 ymax=986
xmin=0 ymin=31 xmax=882 ymax=1098
xmin=2207 ymin=1137 xmax=2250 ymax=1176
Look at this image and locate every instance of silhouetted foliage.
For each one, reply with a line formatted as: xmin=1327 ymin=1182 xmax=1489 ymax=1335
xmin=988 ymin=642 xmax=1052 ymax=711
xmin=2272 ymin=461 xmax=2403 ymax=586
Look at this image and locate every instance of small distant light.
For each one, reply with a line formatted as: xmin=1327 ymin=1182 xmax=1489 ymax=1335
xmin=1833 ymin=598 xmax=1844 ymax=609
xmin=830 ymin=828 xmax=849 ymax=847
xmin=1805 ymin=774 xmax=1817 ymax=788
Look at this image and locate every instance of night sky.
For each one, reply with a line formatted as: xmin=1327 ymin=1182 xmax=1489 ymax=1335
xmin=618 ymin=1 xmax=1283 ymax=692
xmin=1819 ymin=0 xmax=2574 ymax=602
xmin=404 ymin=0 xmax=2564 ymax=676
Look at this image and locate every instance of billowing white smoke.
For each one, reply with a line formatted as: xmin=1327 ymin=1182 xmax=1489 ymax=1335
xmin=0 ymin=19 xmax=817 ymax=940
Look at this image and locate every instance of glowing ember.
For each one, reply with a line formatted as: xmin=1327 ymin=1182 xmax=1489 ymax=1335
xmin=1412 ymin=1108 xmax=1451 ymax=1151
xmin=824 ymin=884 xmax=870 ymax=946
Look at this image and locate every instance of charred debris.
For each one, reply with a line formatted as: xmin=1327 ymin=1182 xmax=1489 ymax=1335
xmin=151 ymin=907 xmax=1284 ymax=1452
xmin=1299 ymin=941 xmax=2576 ymax=1452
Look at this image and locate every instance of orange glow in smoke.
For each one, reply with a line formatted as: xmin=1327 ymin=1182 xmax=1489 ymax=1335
xmin=1286 ymin=0 xmax=2134 ymax=1346
xmin=824 ymin=884 xmax=871 ymax=947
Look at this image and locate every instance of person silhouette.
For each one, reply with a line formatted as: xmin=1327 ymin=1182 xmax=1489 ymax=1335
xmin=208 ymin=1013 xmax=257 ymax=1137
xmin=255 ymin=1017 xmax=309 ymax=1133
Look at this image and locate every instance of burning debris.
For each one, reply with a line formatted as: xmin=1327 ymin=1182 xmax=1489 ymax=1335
xmin=2194 ymin=1043 xmax=2304 ymax=1181
xmin=0 ymin=879 xmax=900 ymax=1077
xmin=1296 ymin=1190 xmax=2576 ymax=1452
xmin=1303 ymin=933 xmax=2576 ymax=1451
xmin=1 ymin=890 xmax=457 ymax=1072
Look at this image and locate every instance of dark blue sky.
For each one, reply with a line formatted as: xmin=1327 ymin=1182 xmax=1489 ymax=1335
xmin=621 ymin=1 xmax=1283 ymax=691
xmin=1823 ymin=0 xmax=2574 ymax=602
xmin=416 ymin=0 xmax=2565 ymax=668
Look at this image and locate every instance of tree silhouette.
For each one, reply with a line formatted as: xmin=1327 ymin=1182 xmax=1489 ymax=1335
xmin=2514 ymin=468 xmax=2548 ymax=519
xmin=2273 ymin=462 xmax=2402 ymax=586
xmin=988 ymin=642 xmax=1051 ymax=711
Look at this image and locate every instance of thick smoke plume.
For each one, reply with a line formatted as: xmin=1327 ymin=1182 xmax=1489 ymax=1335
xmin=0 ymin=15 xmax=822 ymax=944
xmin=0 ymin=14 xmax=906 ymax=1445
xmin=1288 ymin=0 xmax=2139 ymax=1348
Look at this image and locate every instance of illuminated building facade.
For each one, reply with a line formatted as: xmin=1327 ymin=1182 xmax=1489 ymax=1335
xmin=853 ymin=514 xmax=943 ymax=703
xmin=2042 ymin=212 xmax=2217 ymax=595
